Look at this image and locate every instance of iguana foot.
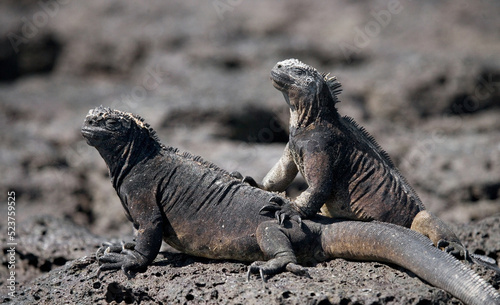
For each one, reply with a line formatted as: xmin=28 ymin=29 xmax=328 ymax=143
xmin=247 ymin=259 xmax=309 ymax=282
xmin=96 ymin=240 xmax=148 ymax=275
xmin=259 ymin=196 xmax=302 ymax=226
xmin=437 ymin=239 xmax=468 ymax=259
xmin=96 ymin=240 xmax=136 ymax=259
xmin=437 ymin=240 xmax=500 ymax=273
xmin=230 ymin=171 xmax=262 ymax=188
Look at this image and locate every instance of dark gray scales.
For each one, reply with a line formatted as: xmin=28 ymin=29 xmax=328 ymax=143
xmin=252 ymin=58 xmax=465 ymax=257
xmin=81 ymin=106 xmax=499 ymax=305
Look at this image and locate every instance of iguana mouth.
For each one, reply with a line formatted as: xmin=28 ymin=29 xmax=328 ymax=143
xmin=270 ymin=71 xmax=291 ymax=91
xmin=81 ymin=127 xmax=107 ymax=142
xmin=81 ymin=127 xmax=96 ymax=138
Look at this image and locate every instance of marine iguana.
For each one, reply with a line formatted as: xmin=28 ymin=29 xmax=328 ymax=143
xmin=242 ymin=58 xmax=466 ymax=258
xmin=81 ymin=106 xmax=500 ymax=305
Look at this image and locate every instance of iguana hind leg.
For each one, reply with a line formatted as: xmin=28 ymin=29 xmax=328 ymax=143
xmin=410 ymin=210 xmax=467 ymax=258
xmin=248 ymin=221 xmax=309 ymax=282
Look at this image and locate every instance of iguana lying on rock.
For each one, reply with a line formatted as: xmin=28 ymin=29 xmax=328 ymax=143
xmin=241 ymin=58 xmax=465 ymax=258
xmin=81 ymin=106 xmax=500 ymax=305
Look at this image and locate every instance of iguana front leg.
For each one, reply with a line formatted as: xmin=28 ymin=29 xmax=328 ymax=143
xmin=259 ymin=141 xmax=336 ymax=223
xmin=97 ymin=194 xmax=163 ymax=274
xmin=262 ymin=143 xmax=299 ymax=192
xmin=261 ymin=149 xmax=335 ymax=222
xmin=291 ymin=148 xmax=336 ymax=218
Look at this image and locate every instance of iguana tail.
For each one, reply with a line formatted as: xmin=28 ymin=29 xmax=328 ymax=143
xmin=320 ymin=221 xmax=500 ymax=305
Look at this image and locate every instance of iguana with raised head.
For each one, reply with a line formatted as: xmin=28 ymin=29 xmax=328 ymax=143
xmin=81 ymin=106 xmax=500 ymax=305
xmin=241 ymin=58 xmax=466 ymax=257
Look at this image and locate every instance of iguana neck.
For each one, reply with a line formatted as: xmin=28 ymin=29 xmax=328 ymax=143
xmin=287 ymin=85 xmax=340 ymax=131
xmin=98 ymin=132 xmax=161 ymax=189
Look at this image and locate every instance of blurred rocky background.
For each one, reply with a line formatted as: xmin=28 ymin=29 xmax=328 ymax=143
xmin=1 ymin=0 xmax=499 ymax=304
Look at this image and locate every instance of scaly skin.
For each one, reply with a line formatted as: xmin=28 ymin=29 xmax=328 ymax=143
xmin=255 ymin=58 xmax=465 ymax=257
xmin=82 ymin=106 xmax=500 ymax=305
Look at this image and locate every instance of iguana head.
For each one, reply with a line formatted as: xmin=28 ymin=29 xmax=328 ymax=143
xmin=83 ymin=106 xmax=137 ymax=146
xmin=270 ymin=59 xmax=342 ymax=127
xmin=82 ymin=106 xmax=161 ymax=168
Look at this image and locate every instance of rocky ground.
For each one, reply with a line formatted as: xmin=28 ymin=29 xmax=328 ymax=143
xmin=1 ymin=1 xmax=499 ymax=304
xmin=1 ymin=214 xmax=499 ymax=305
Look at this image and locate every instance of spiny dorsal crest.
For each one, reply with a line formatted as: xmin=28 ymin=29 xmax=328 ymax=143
xmin=322 ymin=72 xmax=342 ymax=104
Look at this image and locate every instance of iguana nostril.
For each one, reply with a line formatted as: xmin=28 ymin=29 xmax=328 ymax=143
xmin=277 ymin=64 xmax=282 ymax=69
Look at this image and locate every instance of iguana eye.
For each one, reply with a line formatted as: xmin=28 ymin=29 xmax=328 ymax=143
xmin=293 ymin=68 xmax=305 ymax=76
xmin=105 ymin=119 xmax=120 ymax=129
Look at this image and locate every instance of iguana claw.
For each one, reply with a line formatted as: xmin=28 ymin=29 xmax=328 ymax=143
xmin=247 ymin=261 xmax=268 ymax=283
xmin=230 ymin=171 xmax=262 ymax=188
xmin=96 ymin=240 xmax=136 ymax=259
xmin=229 ymin=171 xmax=244 ymax=180
xmin=437 ymin=239 xmax=468 ymax=259
xmin=247 ymin=260 xmax=310 ymax=283
xmin=259 ymin=196 xmax=302 ymax=226
xmin=242 ymin=176 xmax=260 ymax=187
